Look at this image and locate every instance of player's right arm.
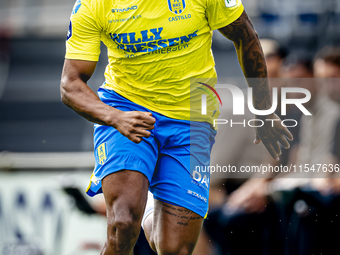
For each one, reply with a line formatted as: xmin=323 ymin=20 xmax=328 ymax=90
xmin=205 ymin=0 xmax=292 ymax=160
xmin=61 ymin=0 xmax=154 ymax=143
xmin=60 ymin=59 xmax=155 ymax=144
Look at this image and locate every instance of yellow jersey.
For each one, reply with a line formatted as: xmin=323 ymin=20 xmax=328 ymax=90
xmin=65 ymin=0 xmax=244 ymax=122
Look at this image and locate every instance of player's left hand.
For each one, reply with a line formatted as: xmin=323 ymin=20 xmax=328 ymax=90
xmin=254 ymin=113 xmax=293 ymax=160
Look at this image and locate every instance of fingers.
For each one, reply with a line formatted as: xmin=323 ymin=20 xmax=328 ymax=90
xmin=126 ymin=129 xmax=151 ymax=143
xmin=281 ymin=126 xmax=293 ymax=141
xmin=271 ymin=125 xmax=293 ymax=150
xmin=133 ymin=119 xmax=155 ymax=130
xmin=126 ymin=125 xmax=152 ymax=143
xmin=117 ymin=111 xmax=155 ymax=143
xmin=277 ymin=134 xmax=290 ymax=149
xmin=255 ymin=114 xmax=294 ymax=160
xmin=141 ymin=112 xmax=152 ymax=116
xmin=129 ymin=135 xmax=143 ymax=144
xmin=135 ymin=111 xmax=156 ymax=125
xmin=262 ymin=139 xmax=280 ymax=161
xmin=253 ymin=133 xmax=262 ymax=145
xmin=272 ymin=140 xmax=282 ymax=156
xmin=255 ymin=127 xmax=281 ymax=160
xmin=131 ymin=128 xmax=151 ymax=138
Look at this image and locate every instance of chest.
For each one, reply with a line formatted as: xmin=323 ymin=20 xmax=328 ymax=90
xmin=102 ymin=0 xmax=209 ymax=49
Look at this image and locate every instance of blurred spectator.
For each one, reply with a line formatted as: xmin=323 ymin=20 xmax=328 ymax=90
xmin=275 ymin=53 xmax=314 ymax=166
xmin=0 ymin=26 xmax=10 ymax=100
xmin=291 ymin=53 xmax=340 ymax=170
xmin=201 ymin=52 xmax=340 ymax=255
xmin=268 ymin=48 xmax=340 ymax=255
xmin=272 ymin=51 xmax=340 ymax=186
xmin=260 ymin=38 xmax=287 ymax=79
xmin=215 ymin=40 xmax=288 ymax=213
xmin=321 ymin=48 xmax=340 ymax=164
xmin=261 ymin=39 xmax=288 ymax=119
xmin=63 ymin=186 xmax=156 ymax=255
xmin=314 ymin=47 xmax=340 ymax=160
xmin=193 ymin=83 xmax=271 ymax=255
xmin=197 ymin=40 xmax=289 ymax=255
xmin=314 ymin=46 xmax=340 ymax=79
xmin=281 ymin=53 xmax=314 ymax=79
xmin=313 ymin=47 xmax=340 ymax=194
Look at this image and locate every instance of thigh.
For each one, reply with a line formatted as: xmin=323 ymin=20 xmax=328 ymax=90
xmin=150 ymin=121 xmax=216 ymax=218
xmin=150 ymin=153 xmax=210 ymax=218
xmin=102 ymin=170 xmax=149 ymax=222
xmin=153 ymin=199 xmax=204 ymax=253
xmin=86 ymin=87 xmax=159 ymax=197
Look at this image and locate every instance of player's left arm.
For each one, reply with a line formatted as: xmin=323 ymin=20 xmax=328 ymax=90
xmin=218 ymin=10 xmax=293 ymax=160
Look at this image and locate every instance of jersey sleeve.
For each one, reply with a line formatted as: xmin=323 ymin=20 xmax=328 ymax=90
xmin=65 ymin=0 xmax=101 ymax=62
xmin=206 ymin=0 xmax=244 ymax=31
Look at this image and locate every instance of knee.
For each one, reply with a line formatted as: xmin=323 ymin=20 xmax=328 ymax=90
xmin=107 ymin=215 xmax=140 ymax=245
xmin=157 ymin=241 xmax=196 ymax=255
xmin=112 ymin=215 xmax=139 ymax=232
xmin=106 ymin=204 xmax=143 ymax=245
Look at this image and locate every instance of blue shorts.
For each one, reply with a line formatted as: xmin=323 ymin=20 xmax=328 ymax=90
xmin=86 ymin=88 xmax=216 ymax=217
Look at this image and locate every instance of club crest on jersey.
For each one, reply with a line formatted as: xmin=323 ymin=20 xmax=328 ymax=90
xmin=96 ymin=142 xmax=108 ymax=165
xmin=167 ymin=0 xmax=186 ymax=15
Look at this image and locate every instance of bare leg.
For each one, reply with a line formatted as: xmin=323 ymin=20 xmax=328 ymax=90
xmin=100 ymin=170 xmax=149 ymax=255
xmin=144 ymin=199 xmax=203 ymax=255
xmin=192 ymin=227 xmax=215 ymax=255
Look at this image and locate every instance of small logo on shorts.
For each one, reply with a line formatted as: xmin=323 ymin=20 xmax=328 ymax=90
xmin=187 ymin=190 xmax=207 ymax=203
xmin=96 ymin=142 xmax=108 ymax=165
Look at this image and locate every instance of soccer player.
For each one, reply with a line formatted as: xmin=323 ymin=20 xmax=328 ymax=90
xmin=60 ymin=0 xmax=293 ymax=254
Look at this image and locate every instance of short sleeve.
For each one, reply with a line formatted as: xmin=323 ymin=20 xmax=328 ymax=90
xmin=65 ymin=0 xmax=101 ymax=62
xmin=206 ymin=0 xmax=244 ymax=31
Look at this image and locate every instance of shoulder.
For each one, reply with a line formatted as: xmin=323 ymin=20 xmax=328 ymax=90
xmin=73 ymin=0 xmax=109 ymax=27
xmin=75 ymin=0 xmax=108 ymax=15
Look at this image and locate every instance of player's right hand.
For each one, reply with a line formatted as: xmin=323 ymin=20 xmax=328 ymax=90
xmin=114 ymin=111 xmax=156 ymax=143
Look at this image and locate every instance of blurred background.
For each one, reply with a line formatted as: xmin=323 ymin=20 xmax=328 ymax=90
xmin=1 ymin=0 xmax=340 ymax=254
